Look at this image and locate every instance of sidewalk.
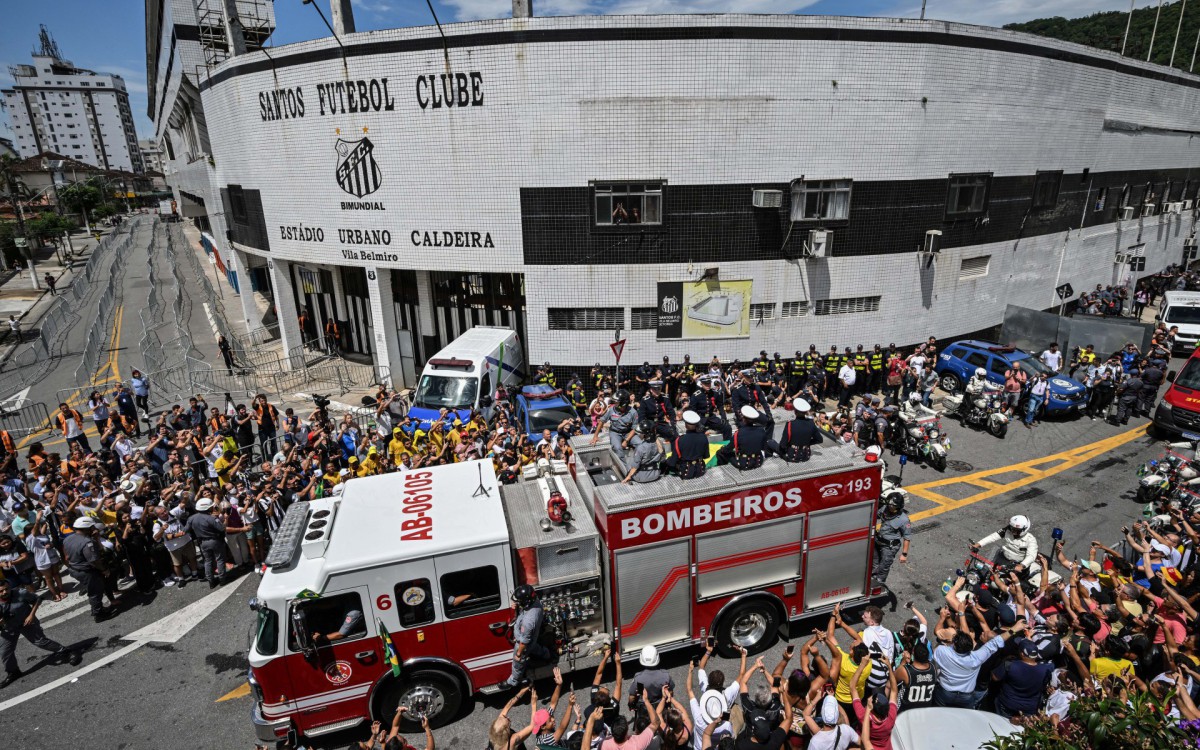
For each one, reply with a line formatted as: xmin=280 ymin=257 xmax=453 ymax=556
xmin=0 ymin=225 xmax=112 ymax=361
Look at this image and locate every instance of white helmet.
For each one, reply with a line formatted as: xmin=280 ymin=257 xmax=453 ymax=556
xmin=639 ymin=644 xmax=660 ymax=667
xmin=974 ymin=367 xmax=987 ymax=378
xmin=1008 ymin=514 xmax=1030 ymax=537
xmin=908 ymin=392 xmax=921 ymax=403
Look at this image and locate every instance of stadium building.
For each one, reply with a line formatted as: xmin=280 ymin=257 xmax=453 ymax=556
xmin=160 ymin=6 xmax=1200 ymax=384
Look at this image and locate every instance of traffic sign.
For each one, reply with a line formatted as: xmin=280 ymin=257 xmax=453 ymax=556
xmin=610 ymin=339 xmax=626 ymax=363
xmin=13 ymin=237 xmax=27 ymax=249
xmin=1055 ymin=283 xmax=1073 ymax=300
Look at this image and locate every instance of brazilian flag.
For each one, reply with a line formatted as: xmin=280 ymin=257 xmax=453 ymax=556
xmin=664 ymin=440 xmax=728 ymax=468
xmin=296 ymin=588 xmax=322 ymax=600
xmin=379 ymin=620 xmax=402 ymax=678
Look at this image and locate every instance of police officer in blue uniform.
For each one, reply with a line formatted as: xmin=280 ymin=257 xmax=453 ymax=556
xmin=689 ymin=376 xmax=732 ymax=440
xmin=498 ymin=584 xmax=552 ymax=689
xmin=666 ymin=410 xmax=711 ymax=479
xmin=776 ymin=398 xmax=824 ymax=462
xmin=731 ymin=369 xmax=774 ymax=432
xmin=638 ymin=380 xmax=678 ymax=439
xmin=718 ymin=405 xmax=769 ymax=470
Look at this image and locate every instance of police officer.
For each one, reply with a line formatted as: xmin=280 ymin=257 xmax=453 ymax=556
xmin=622 ymin=420 xmax=665 ymax=484
xmin=1140 ymin=360 xmax=1165 ymax=416
xmin=667 ymin=411 xmax=710 ymax=479
xmin=731 ymin=369 xmax=774 ymax=432
xmin=590 ymin=363 xmax=607 ymax=396
xmin=852 ymin=345 xmax=870 ymax=395
xmin=639 ymin=380 xmax=678 ymax=439
xmin=690 ymin=376 xmax=732 ymax=440
xmin=591 ymin=391 xmax=638 ymax=455
xmin=1115 ymin=369 xmax=1144 ymax=425
xmin=0 ymin=578 xmax=80 ymax=688
xmin=634 ymin=361 xmax=656 ymax=391
xmin=539 ymin=362 xmax=557 ymax=388
xmin=868 ymin=344 xmax=885 ymax=394
xmin=718 ymin=406 xmax=769 ymax=470
xmin=678 ymin=354 xmax=698 ymax=391
xmin=789 ymin=350 xmax=808 ymax=395
xmin=808 ymin=360 xmax=828 ymax=403
xmin=661 ymin=356 xmax=678 ymax=401
xmin=776 ymin=398 xmax=823 ymax=462
xmin=754 ymin=350 xmax=771 ymax=377
xmin=186 ymin=498 xmax=229 ymax=588
xmin=871 ymin=488 xmax=911 ymax=584
xmin=823 ymin=345 xmax=842 ymax=393
xmin=1087 ymin=365 xmax=1118 ymax=420
xmin=63 ymin=517 xmax=112 ymax=622
xmin=498 ymin=585 xmax=552 ymax=689
xmin=566 ymin=376 xmax=588 ymax=413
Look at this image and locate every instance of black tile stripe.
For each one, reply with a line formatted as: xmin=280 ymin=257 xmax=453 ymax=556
xmin=198 ymin=23 xmax=1200 ymax=93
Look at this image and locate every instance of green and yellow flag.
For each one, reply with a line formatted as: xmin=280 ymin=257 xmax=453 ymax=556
xmin=296 ymin=588 xmax=322 ymax=600
xmin=379 ymin=620 xmax=402 ymax=678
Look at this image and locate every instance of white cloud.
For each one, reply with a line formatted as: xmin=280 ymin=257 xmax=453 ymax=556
xmin=80 ymin=63 xmax=148 ymax=95
xmin=884 ymin=0 xmax=1136 ymax=29
xmin=443 ymin=0 xmax=818 ymax=21
xmin=354 ymin=0 xmax=394 ymax=14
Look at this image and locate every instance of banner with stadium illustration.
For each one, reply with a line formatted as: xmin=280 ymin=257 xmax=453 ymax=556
xmin=656 ymin=279 xmax=752 ymax=339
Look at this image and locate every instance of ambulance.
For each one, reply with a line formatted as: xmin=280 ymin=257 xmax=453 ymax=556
xmin=248 ymin=431 xmax=888 ymax=745
xmin=408 ymin=326 xmax=524 ymax=427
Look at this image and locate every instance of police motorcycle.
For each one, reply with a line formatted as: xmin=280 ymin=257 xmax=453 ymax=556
xmin=890 ymin=393 xmax=951 ymax=471
xmin=941 ymin=368 xmax=1010 ymax=438
xmin=961 ymin=514 xmax=1062 ymax=588
xmin=1136 ymin=439 xmax=1200 ymax=509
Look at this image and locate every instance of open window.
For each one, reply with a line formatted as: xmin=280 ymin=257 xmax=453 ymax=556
xmin=439 ymin=565 xmax=502 ymax=619
xmin=1032 ymin=171 xmax=1062 ymax=210
xmin=593 ymin=183 xmax=663 ymax=226
xmin=288 ymin=592 xmax=367 ymax=652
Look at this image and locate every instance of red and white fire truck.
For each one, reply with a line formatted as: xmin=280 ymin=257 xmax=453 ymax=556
xmin=248 ymin=433 xmax=887 ymax=744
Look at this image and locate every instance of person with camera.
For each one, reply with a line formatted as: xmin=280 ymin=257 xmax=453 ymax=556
xmin=931 ymin=576 xmax=1028 ymax=708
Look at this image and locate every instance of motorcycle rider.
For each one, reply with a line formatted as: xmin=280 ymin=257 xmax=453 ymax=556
xmin=970 ymin=515 xmax=1038 ymax=575
xmin=900 ymin=391 xmax=937 ymax=421
xmin=965 ymin=367 xmax=1000 ymax=399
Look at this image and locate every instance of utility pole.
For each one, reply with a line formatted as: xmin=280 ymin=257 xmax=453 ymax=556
xmin=1192 ymin=22 xmax=1200 ymax=71
xmin=1170 ymin=0 xmax=1187 ymax=67
xmin=4 ymin=173 xmax=39 ymax=291
xmin=1148 ymin=0 xmax=1164 ymax=62
xmin=920 ymin=0 xmax=927 ymax=20
xmin=1123 ymin=0 xmax=1136 ymax=55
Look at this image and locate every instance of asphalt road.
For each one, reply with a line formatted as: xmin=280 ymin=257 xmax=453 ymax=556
xmin=0 ymin=222 xmax=1174 ymax=747
xmin=0 ymin=390 xmax=1166 ymax=749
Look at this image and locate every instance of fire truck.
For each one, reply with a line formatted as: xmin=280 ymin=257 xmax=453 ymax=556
xmin=248 ymin=432 xmax=887 ymax=744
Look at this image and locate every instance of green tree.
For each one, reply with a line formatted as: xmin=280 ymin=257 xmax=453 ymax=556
xmin=56 ymin=181 xmax=102 ymax=218
xmin=983 ymin=690 xmax=1200 ymax=750
xmin=25 ymin=212 xmax=76 ymax=248
xmin=1006 ymin=1 xmax=1200 ymax=72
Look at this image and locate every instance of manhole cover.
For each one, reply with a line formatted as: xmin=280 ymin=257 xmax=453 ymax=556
xmin=946 ymin=460 xmax=974 ymax=472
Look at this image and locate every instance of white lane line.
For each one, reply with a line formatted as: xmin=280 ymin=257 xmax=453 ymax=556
xmin=0 ymin=642 xmax=144 ymax=712
xmin=0 ymin=577 xmax=251 ymax=712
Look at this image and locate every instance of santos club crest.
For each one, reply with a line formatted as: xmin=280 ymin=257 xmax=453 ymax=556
xmin=335 ymin=138 xmax=382 ymax=198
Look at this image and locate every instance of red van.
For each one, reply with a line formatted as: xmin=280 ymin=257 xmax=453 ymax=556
xmin=1152 ymin=347 xmax=1200 ymax=438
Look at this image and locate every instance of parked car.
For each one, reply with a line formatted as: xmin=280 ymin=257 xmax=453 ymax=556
xmin=513 ymin=385 xmax=588 ymax=443
xmin=935 ymin=340 xmax=1088 ymax=416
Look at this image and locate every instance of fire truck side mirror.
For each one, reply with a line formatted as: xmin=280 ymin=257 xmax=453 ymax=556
xmin=480 ymin=395 xmax=494 ymax=409
xmin=291 ymin=608 xmax=315 ymax=654
xmin=248 ymin=597 xmax=261 ymax=611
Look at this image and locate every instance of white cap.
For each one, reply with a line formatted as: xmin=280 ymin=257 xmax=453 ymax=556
xmin=819 ymin=695 xmax=839 ymax=725
xmin=740 ymin=405 xmax=760 ymax=420
xmin=682 ymin=410 xmax=701 ymax=425
xmin=195 ymin=499 xmax=214 ymax=512
xmin=792 ymin=398 xmax=811 ymax=412
xmin=73 ymin=516 xmax=97 ymax=529
xmin=639 ymin=644 xmax=660 ymax=667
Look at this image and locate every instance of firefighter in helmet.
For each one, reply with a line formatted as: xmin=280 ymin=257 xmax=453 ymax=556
xmin=497 ymin=584 xmax=552 ymax=689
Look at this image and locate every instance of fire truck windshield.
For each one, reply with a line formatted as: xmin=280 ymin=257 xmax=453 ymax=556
xmin=1175 ymin=357 xmax=1200 ymax=390
xmin=414 ymin=374 xmax=478 ymax=410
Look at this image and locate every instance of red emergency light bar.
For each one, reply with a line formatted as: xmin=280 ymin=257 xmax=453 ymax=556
xmin=428 ymin=358 xmax=474 ymax=369
xmin=522 ymin=388 xmax=564 ymax=399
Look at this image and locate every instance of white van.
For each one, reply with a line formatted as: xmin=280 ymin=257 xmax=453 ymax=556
xmin=1158 ymin=291 xmax=1200 ymax=353
xmin=408 ymin=326 xmax=524 ymax=426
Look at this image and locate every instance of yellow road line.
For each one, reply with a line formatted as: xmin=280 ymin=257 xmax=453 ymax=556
xmin=216 ymin=683 xmax=252 ymax=703
xmin=907 ymin=424 xmax=1149 ymax=522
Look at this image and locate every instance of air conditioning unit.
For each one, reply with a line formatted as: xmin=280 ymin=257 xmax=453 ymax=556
xmin=1143 ymin=203 xmax=1158 ymax=217
xmin=751 ymin=189 xmax=783 ymax=208
xmin=1115 ymin=252 xmax=1128 ymax=264
xmin=806 ymin=229 xmax=830 ymax=258
xmin=1119 ymin=206 xmax=1136 ymax=220
xmin=1185 ymin=235 xmax=1198 ymax=252
xmin=1167 ymin=202 xmax=1183 ymax=215
xmin=301 ymin=504 xmax=339 ymax=560
xmin=1184 ymin=200 xmax=1195 ymax=211
xmin=923 ymin=229 xmax=943 ymax=255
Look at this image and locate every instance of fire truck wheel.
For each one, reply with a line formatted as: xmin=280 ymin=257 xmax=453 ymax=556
xmin=375 ymin=670 xmax=463 ymax=730
xmin=714 ymin=599 xmax=780 ymax=657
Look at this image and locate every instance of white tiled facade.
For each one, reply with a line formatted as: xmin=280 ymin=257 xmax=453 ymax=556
xmin=2 ymin=55 xmax=143 ymax=172
xmin=191 ymin=14 xmax=1200 ymax=373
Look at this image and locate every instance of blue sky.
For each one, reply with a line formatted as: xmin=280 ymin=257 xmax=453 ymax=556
xmin=0 ymin=0 xmax=1144 ymax=143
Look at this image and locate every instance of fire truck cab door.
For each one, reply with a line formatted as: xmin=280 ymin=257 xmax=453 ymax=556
xmin=433 ymin=546 xmax=514 ymax=685
xmin=283 ymin=586 xmax=380 ymax=726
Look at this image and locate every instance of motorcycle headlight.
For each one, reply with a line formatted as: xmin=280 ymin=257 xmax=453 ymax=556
xmin=929 ymin=429 xmax=940 ymax=439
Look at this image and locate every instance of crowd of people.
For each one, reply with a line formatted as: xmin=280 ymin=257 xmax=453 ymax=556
xmin=478 ymin=503 xmax=1200 ymax=750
